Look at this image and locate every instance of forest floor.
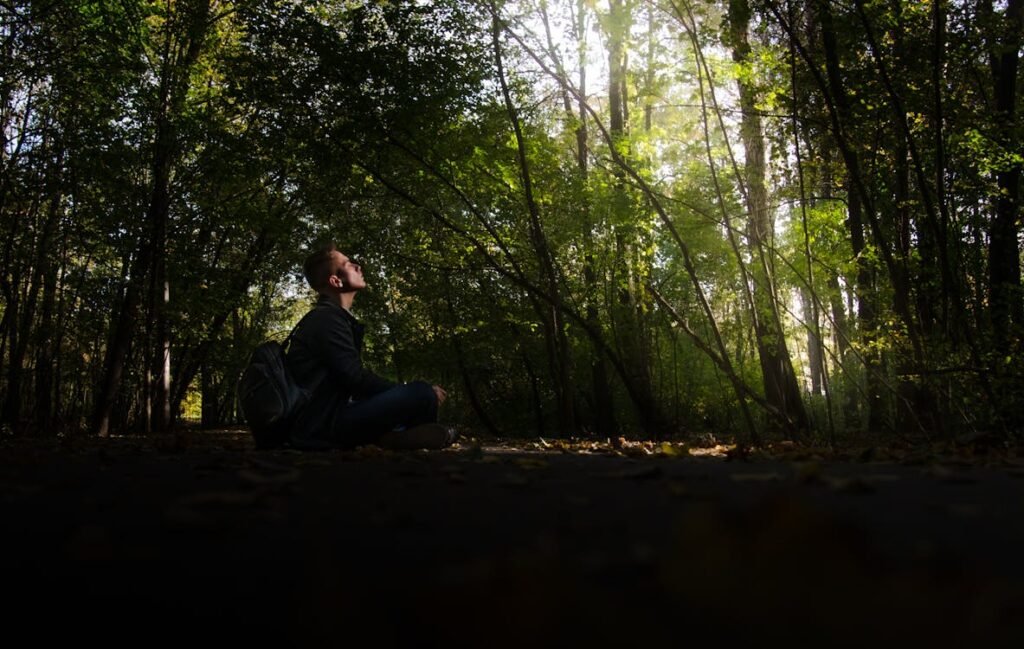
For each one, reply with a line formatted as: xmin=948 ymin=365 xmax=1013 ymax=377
xmin=3 ymin=429 xmax=1024 ymax=646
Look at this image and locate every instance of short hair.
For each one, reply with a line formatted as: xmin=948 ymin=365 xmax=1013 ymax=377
xmin=303 ymin=243 xmax=338 ymax=291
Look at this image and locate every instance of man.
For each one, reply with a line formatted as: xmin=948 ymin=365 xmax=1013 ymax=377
xmin=285 ymin=243 xmax=454 ymax=450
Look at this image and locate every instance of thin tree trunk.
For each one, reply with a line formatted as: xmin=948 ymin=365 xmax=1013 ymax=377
xmin=767 ymin=0 xmax=923 ymax=372
xmin=169 ymin=226 xmax=274 ymax=420
xmin=604 ymin=0 xmax=668 ymax=436
xmin=454 ymin=332 xmax=501 ymax=438
xmin=521 ymin=345 xmax=545 ymax=437
xmin=501 ymin=14 xmax=770 ymax=441
xmin=803 ymin=288 xmax=822 ymax=395
xmin=811 ymin=0 xmax=888 ymax=431
xmin=576 ymin=0 xmax=615 ymax=435
xmin=93 ymin=0 xmax=212 ymax=436
xmin=492 ymin=10 xmax=575 ymax=436
xmin=729 ymin=0 xmax=808 ymax=432
xmin=984 ymin=0 xmax=1023 ymax=345
xmin=542 ymin=0 xmax=615 ymax=436
xmin=33 ymin=246 xmax=58 ymax=432
xmin=200 ymin=362 xmax=219 ymax=428
xmin=3 ymin=176 xmax=61 ymax=429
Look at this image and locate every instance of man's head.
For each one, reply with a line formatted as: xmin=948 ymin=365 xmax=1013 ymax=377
xmin=303 ymin=243 xmax=365 ymax=295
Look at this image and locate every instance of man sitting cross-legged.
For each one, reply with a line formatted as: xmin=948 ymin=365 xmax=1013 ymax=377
xmin=284 ymin=243 xmax=454 ymax=451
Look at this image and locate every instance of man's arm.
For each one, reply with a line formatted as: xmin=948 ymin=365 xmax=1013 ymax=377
xmin=316 ymin=309 xmax=396 ymax=397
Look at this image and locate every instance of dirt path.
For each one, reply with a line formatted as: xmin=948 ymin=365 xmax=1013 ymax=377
xmin=3 ymin=432 xmax=1023 ymax=645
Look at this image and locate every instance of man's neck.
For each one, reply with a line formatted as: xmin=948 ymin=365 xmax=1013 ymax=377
xmin=320 ymin=291 xmax=356 ymax=311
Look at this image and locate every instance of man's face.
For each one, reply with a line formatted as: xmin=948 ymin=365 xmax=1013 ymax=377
xmin=330 ymin=250 xmax=366 ymax=293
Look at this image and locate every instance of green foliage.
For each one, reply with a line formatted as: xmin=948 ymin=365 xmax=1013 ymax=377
xmin=2 ymin=0 xmax=1021 ymax=442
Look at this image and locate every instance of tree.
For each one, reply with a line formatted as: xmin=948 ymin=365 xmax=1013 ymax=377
xmin=725 ymin=0 xmax=808 ymax=431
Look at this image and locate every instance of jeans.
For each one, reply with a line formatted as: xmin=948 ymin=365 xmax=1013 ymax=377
xmin=332 ymin=380 xmax=438 ymax=448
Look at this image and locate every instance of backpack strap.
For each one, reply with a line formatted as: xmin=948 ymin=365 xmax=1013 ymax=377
xmin=281 ymin=314 xmax=308 ymax=352
xmin=281 ymin=302 xmax=327 ymax=351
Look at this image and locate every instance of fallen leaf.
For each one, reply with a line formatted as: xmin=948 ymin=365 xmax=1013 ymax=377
xmin=689 ymin=444 xmax=735 ymax=458
xmin=621 ymin=444 xmax=653 ymax=458
xmin=658 ymin=442 xmax=685 ymax=457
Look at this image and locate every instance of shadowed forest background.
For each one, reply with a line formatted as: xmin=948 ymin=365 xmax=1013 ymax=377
xmin=1 ymin=0 xmax=1021 ymax=446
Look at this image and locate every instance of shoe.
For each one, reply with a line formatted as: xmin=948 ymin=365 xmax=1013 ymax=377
xmin=378 ymin=423 xmax=457 ymax=450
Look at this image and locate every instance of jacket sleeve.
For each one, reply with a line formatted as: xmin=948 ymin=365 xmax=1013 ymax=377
xmin=317 ymin=309 xmax=396 ymax=398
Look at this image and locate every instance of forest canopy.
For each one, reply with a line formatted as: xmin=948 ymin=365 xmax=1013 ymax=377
xmin=1 ymin=0 xmax=1021 ymax=443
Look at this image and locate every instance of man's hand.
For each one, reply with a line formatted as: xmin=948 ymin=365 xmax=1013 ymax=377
xmin=432 ymin=385 xmax=447 ymax=406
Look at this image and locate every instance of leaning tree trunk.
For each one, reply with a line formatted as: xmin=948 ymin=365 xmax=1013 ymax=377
xmin=493 ymin=13 xmax=576 ymax=436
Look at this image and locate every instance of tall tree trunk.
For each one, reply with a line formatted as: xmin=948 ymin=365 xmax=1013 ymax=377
xmin=541 ymin=0 xmax=615 ymax=436
xmin=33 ymin=245 xmax=58 ymax=432
xmin=521 ymin=344 xmax=545 ymax=437
xmin=151 ymin=226 xmax=171 ymax=433
xmin=200 ymin=362 xmax=219 ymax=428
xmin=92 ymin=0 xmax=212 ymax=436
xmin=3 ymin=178 xmax=61 ymax=430
xmin=604 ymin=0 xmax=667 ymax=436
xmin=931 ymin=0 xmax=951 ymax=336
xmin=729 ymin=0 xmax=808 ymax=431
xmin=813 ymin=0 xmax=887 ymax=431
xmin=984 ymin=0 xmax=1023 ymax=346
xmin=789 ymin=2 xmax=834 ymax=437
xmin=643 ymin=4 xmax=655 ymax=133
xmin=803 ymin=288 xmax=823 ymax=395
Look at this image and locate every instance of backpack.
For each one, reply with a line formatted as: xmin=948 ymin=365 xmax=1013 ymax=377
xmin=237 ymin=326 xmax=308 ymax=449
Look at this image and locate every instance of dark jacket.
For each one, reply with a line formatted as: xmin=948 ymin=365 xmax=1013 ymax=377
xmin=285 ymin=297 xmax=395 ymax=447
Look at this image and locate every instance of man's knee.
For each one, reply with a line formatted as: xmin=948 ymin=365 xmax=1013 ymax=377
xmin=400 ymin=381 xmax=438 ymax=425
xmin=405 ymin=380 xmax=436 ymax=407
